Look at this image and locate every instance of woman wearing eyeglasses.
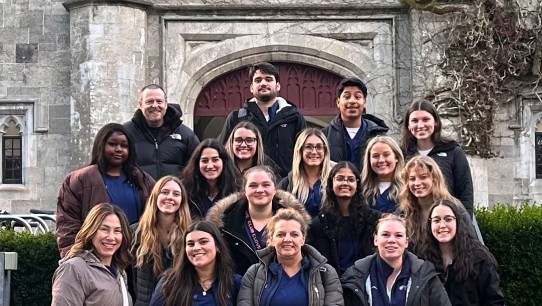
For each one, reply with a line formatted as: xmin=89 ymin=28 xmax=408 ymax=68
xmin=420 ymin=200 xmax=505 ymax=306
xmin=225 ymin=121 xmax=282 ymax=178
xmin=308 ymin=161 xmax=381 ymax=275
xmin=278 ymin=128 xmax=332 ymax=218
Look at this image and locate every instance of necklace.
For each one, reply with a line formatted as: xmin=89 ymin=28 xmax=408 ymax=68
xmin=199 ymin=278 xmax=214 ymax=296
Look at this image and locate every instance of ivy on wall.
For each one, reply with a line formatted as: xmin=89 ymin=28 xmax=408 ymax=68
xmin=402 ymin=0 xmax=542 ymax=157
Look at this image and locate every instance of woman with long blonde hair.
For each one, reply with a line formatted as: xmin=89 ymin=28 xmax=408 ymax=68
xmin=361 ymin=136 xmax=404 ymax=213
xmin=399 ymin=156 xmax=473 ymax=250
xmin=278 ymin=128 xmax=332 ymax=217
xmin=132 ymin=176 xmax=192 ymax=306
xmin=52 ymin=203 xmax=133 ymax=306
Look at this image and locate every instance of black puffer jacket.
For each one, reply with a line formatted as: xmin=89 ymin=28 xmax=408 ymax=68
xmin=321 ymin=114 xmax=388 ymax=171
xmin=124 ymin=105 xmax=200 ymax=179
xmin=308 ymin=199 xmax=381 ymax=274
xmin=217 ymin=98 xmax=307 ymax=177
xmin=206 ymin=190 xmax=311 ymax=275
xmin=341 ymin=252 xmax=451 ymax=306
xmin=405 ymin=141 xmax=473 ymax=218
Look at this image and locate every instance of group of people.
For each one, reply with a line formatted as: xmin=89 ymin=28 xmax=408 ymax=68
xmin=51 ymin=62 xmax=504 ymax=306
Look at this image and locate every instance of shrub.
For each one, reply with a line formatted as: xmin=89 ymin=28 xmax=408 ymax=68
xmin=0 ymin=230 xmax=59 ymax=306
xmin=476 ymin=203 xmax=542 ymax=306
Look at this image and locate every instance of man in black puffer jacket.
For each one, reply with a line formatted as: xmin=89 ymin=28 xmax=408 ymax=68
xmin=322 ymin=77 xmax=388 ymax=172
xmin=124 ymin=84 xmax=200 ymax=179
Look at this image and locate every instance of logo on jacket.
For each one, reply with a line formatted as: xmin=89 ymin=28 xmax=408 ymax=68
xmin=437 ymin=152 xmax=447 ymax=157
xmin=280 ymin=124 xmax=287 ymax=127
xmin=170 ymin=133 xmax=182 ymax=140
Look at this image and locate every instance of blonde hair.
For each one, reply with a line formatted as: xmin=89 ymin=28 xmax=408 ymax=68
xmin=290 ymin=128 xmax=331 ymax=204
xmin=66 ymin=203 xmax=132 ymax=270
xmin=225 ymin=121 xmax=265 ymax=169
xmin=266 ymin=208 xmax=310 ymax=244
xmin=399 ymin=156 xmax=453 ymax=245
xmin=361 ymin=136 xmax=404 ymax=208
xmin=134 ymin=176 xmax=191 ymax=275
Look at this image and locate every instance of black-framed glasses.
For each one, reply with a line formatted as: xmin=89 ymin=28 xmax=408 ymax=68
xmin=303 ymin=144 xmax=326 ymax=153
xmin=429 ymin=216 xmax=456 ymax=224
xmin=233 ymin=137 xmax=257 ymax=145
xmin=333 ymin=176 xmax=358 ymax=184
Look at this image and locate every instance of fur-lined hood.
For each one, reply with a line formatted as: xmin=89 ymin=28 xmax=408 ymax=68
xmin=206 ymin=190 xmax=311 ymax=229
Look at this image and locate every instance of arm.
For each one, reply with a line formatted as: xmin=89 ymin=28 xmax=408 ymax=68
xmin=217 ymin=111 xmax=238 ymax=144
xmin=149 ymin=277 xmax=166 ymax=306
xmin=453 ymin=148 xmax=474 ymax=218
xmin=51 ymin=262 xmax=86 ymax=306
xmin=477 ymin=259 xmax=506 ymax=306
xmin=56 ymin=175 xmax=83 ymax=258
xmin=428 ymin=275 xmax=452 ymax=306
xmin=322 ymin=264 xmax=345 ymax=306
xmin=236 ymin=264 xmax=258 ymax=306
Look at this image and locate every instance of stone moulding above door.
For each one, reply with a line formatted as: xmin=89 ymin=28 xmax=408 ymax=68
xmin=62 ymin=0 xmax=152 ymax=11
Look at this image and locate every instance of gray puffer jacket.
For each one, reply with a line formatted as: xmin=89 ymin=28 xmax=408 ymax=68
xmin=237 ymin=244 xmax=344 ymax=306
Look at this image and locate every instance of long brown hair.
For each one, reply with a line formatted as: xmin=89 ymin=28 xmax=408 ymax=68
xmin=161 ymin=221 xmax=236 ymax=306
xmin=134 ymin=176 xmax=191 ymax=275
xmin=66 ymin=203 xmax=132 ymax=270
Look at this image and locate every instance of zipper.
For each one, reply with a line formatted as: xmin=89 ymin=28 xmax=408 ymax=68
xmin=222 ymin=229 xmax=257 ymax=256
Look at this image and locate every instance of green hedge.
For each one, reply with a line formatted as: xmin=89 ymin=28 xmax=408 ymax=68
xmin=476 ymin=204 xmax=542 ymax=306
xmin=0 ymin=230 xmax=58 ymax=306
xmin=0 ymin=205 xmax=540 ymax=305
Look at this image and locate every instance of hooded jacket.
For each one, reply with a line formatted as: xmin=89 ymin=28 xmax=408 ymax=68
xmin=206 ymin=190 xmax=311 ymax=275
xmin=341 ymin=252 xmax=451 ymax=306
xmin=237 ymin=244 xmax=344 ymax=306
xmin=321 ymin=114 xmax=388 ymax=171
xmin=52 ymin=250 xmax=132 ymax=306
xmin=217 ymin=98 xmax=307 ymax=177
xmin=56 ymin=165 xmax=155 ymax=257
xmin=404 ymin=140 xmax=474 ymax=218
xmin=124 ymin=104 xmax=200 ymax=179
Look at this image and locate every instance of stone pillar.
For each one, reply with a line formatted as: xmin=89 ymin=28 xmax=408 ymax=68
xmin=63 ymin=0 xmax=150 ymax=166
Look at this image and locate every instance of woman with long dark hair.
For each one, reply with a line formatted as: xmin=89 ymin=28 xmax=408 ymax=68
xmin=52 ymin=203 xmax=133 ymax=306
xmin=131 ymin=176 xmax=192 ymax=306
xmin=421 ymin=200 xmax=505 ymax=306
xmin=401 ymin=99 xmax=474 ymax=218
xmin=149 ymin=221 xmax=241 ymax=306
xmin=309 ymin=161 xmax=381 ymax=275
xmin=181 ymin=139 xmax=242 ymax=219
xmin=56 ymin=123 xmax=155 ymax=257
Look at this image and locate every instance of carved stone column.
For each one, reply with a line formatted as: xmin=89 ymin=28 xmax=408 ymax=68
xmin=63 ymin=0 xmax=150 ymax=166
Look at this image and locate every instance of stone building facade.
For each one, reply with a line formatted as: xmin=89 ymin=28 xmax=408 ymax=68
xmin=0 ymin=0 xmax=539 ymax=212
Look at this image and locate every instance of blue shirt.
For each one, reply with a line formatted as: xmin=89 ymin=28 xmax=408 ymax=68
xmin=336 ymin=216 xmax=360 ymax=274
xmin=305 ymin=180 xmax=323 ymax=217
xmin=102 ymin=172 xmax=141 ymax=224
xmin=374 ymin=188 xmax=398 ymax=213
xmin=261 ymin=267 xmax=309 ymax=306
xmin=344 ymin=120 xmax=366 ymax=169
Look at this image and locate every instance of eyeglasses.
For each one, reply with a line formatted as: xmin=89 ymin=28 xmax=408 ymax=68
xmin=233 ymin=137 xmax=257 ymax=145
xmin=303 ymin=144 xmax=326 ymax=153
xmin=429 ymin=216 xmax=456 ymax=224
xmin=333 ymin=176 xmax=358 ymax=184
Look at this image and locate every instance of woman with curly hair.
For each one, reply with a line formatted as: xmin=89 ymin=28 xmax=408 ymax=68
xmin=52 ymin=203 xmax=133 ymax=306
xmin=225 ymin=121 xmax=281 ymax=177
xmin=149 ymin=221 xmax=241 ymax=306
xmin=420 ymin=200 xmax=505 ymax=306
xmin=131 ymin=176 xmax=192 ymax=306
xmin=181 ymin=139 xmax=242 ymax=219
xmin=399 ymin=156 xmax=474 ymax=251
xmin=361 ymin=136 xmax=404 ymax=213
xmin=401 ymin=99 xmax=474 ymax=218
xmin=308 ymin=161 xmax=381 ymax=275
xmin=278 ymin=128 xmax=332 ymax=217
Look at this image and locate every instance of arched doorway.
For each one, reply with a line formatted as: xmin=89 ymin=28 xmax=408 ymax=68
xmin=194 ymin=62 xmax=343 ymax=139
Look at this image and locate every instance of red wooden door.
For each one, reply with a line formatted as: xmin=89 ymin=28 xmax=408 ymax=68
xmin=195 ymin=62 xmax=342 ymax=116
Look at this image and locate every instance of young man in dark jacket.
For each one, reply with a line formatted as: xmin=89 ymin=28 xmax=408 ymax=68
xmin=217 ymin=62 xmax=306 ymax=177
xmin=322 ymin=77 xmax=388 ymax=171
xmin=124 ymin=84 xmax=200 ymax=179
